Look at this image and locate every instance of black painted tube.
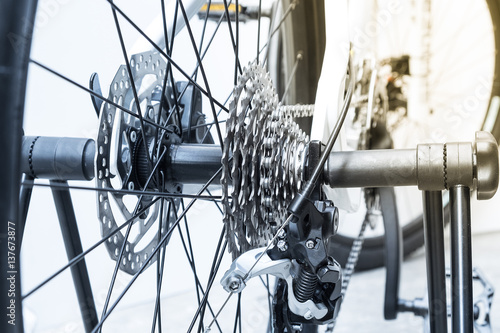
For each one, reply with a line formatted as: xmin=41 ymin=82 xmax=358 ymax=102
xmin=422 ymin=191 xmax=448 ymax=332
xmin=450 ymin=185 xmax=474 ymax=333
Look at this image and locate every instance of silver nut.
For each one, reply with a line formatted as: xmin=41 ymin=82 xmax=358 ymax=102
xmin=227 ymin=276 xmax=242 ymax=293
xmin=130 ymin=131 xmax=137 ymax=143
xmin=277 ymin=229 xmax=286 ymax=239
xmin=305 ymin=239 xmax=315 ymax=249
xmin=277 ymin=240 xmax=288 ymax=252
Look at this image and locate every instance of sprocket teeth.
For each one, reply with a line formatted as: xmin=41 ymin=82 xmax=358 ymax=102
xmin=221 ymin=63 xmax=313 ymax=259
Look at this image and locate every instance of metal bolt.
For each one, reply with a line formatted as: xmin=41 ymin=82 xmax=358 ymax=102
xmin=291 ymin=324 xmax=303 ymax=331
xmin=277 ymin=240 xmax=288 ymax=252
xmin=227 ymin=276 xmax=242 ymax=293
xmin=277 ymin=229 xmax=286 ymax=239
xmin=305 ymin=239 xmax=315 ymax=249
xmin=130 ymin=131 xmax=137 ymax=143
xmin=229 ymin=281 xmax=240 ymax=292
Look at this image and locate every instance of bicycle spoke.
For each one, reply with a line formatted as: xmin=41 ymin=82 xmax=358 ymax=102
xmin=109 ymin=1 xmax=154 ymax=171
xmin=24 ymin=158 xmax=223 ymax=302
xmin=25 ymin=182 xmax=222 ymax=201
xmin=29 ymin=59 xmax=173 ymax=132
xmin=260 ymin=0 xmax=297 ymax=65
xmin=190 ymin=1 xmax=232 ymax=87
xmin=194 ymin=0 xmax=212 ymax=83
xmin=153 ymin=0 xmax=181 ymax=164
xmin=98 ymin=147 xmax=169 ymax=332
xmin=179 ymin=200 xmax=199 ymax=299
xmin=190 ymin=119 xmax=227 ymax=130
xmin=151 ymin=194 xmax=169 ymax=333
xmin=205 ymin=215 xmax=294 ymax=332
xmin=164 ymin=2 xmax=234 ymax=123
xmin=174 ymin=204 xmax=223 ymax=333
xmin=264 ymin=275 xmax=272 ymax=332
xmin=105 ymin=0 xmax=229 ymax=113
xmin=204 ymin=292 xmax=233 ymax=332
xmin=162 ymin=0 xmax=184 ymax=136
xmin=22 ymin=197 xmax=160 ymax=299
xmin=98 ymin=210 xmax=136 ymax=333
xmin=175 ymin=210 xmax=224 ymax=333
xmin=206 ymin=189 xmax=224 ymax=215
xmin=221 ymin=0 xmax=243 ymax=78
xmin=234 ymin=0 xmax=239 ymax=86
xmin=178 ymin=0 xmax=225 ymax=149
xmin=193 ymin=234 xmax=228 ymax=333
xmin=90 ymin=164 xmax=224 ymax=332
xmin=200 ymin=92 xmax=233 ymax=143
xmin=256 ymin=0 xmax=262 ymax=64
xmin=259 ymin=275 xmax=273 ymax=300
xmin=281 ymin=52 xmax=302 ymax=103
xmin=232 ymin=293 xmax=242 ymax=333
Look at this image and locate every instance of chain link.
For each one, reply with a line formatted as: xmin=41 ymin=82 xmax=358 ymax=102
xmin=325 ymin=189 xmax=379 ymax=332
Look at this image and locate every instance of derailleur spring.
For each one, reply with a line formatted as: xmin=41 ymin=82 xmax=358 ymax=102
xmin=294 ymin=265 xmax=318 ymax=303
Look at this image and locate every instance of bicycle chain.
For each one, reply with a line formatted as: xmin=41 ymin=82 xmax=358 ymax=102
xmin=221 ymin=63 xmax=311 ymax=258
xmin=325 ymin=190 xmax=377 ymax=332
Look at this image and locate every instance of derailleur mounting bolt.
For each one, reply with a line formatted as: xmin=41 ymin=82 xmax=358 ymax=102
xmin=277 ymin=229 xmax=286 ymax=239
xmin=130 ymin=130 xmax=137 ymax=143
xmin=305 ymin=239 xmax=316 ymax=249
xmin=277 ymin=239 xmax=288 ymax=252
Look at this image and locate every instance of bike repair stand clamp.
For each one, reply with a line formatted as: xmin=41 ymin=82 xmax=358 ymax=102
xmin=324 ymin=130 xmax=499 ymax=333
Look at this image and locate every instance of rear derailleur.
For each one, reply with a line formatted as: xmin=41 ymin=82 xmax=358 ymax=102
xmin=221 ymin=193 xmax=343 ymax=331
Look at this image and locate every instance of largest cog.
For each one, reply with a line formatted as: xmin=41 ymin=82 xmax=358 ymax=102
xmin=221 ymin=63 xmax=311 ymax=258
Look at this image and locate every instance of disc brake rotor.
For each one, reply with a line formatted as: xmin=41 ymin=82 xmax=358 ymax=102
xmin=96 ymin=50 xmax=180 ymax=275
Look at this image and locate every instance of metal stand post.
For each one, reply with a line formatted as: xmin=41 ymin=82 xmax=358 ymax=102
xmin=449 ymin=185 xmax=473 ymax=333
xmin=18 ymin=174 xmax=34 ymax=247
xmin=422 ymin=191 xmax=448 ymax=332
xmin=51 ymin=181 xmax=98 ymax=332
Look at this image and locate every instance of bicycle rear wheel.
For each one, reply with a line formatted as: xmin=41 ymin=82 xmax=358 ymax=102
xmin=1 ymin=0 xmax=326 ymax=332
